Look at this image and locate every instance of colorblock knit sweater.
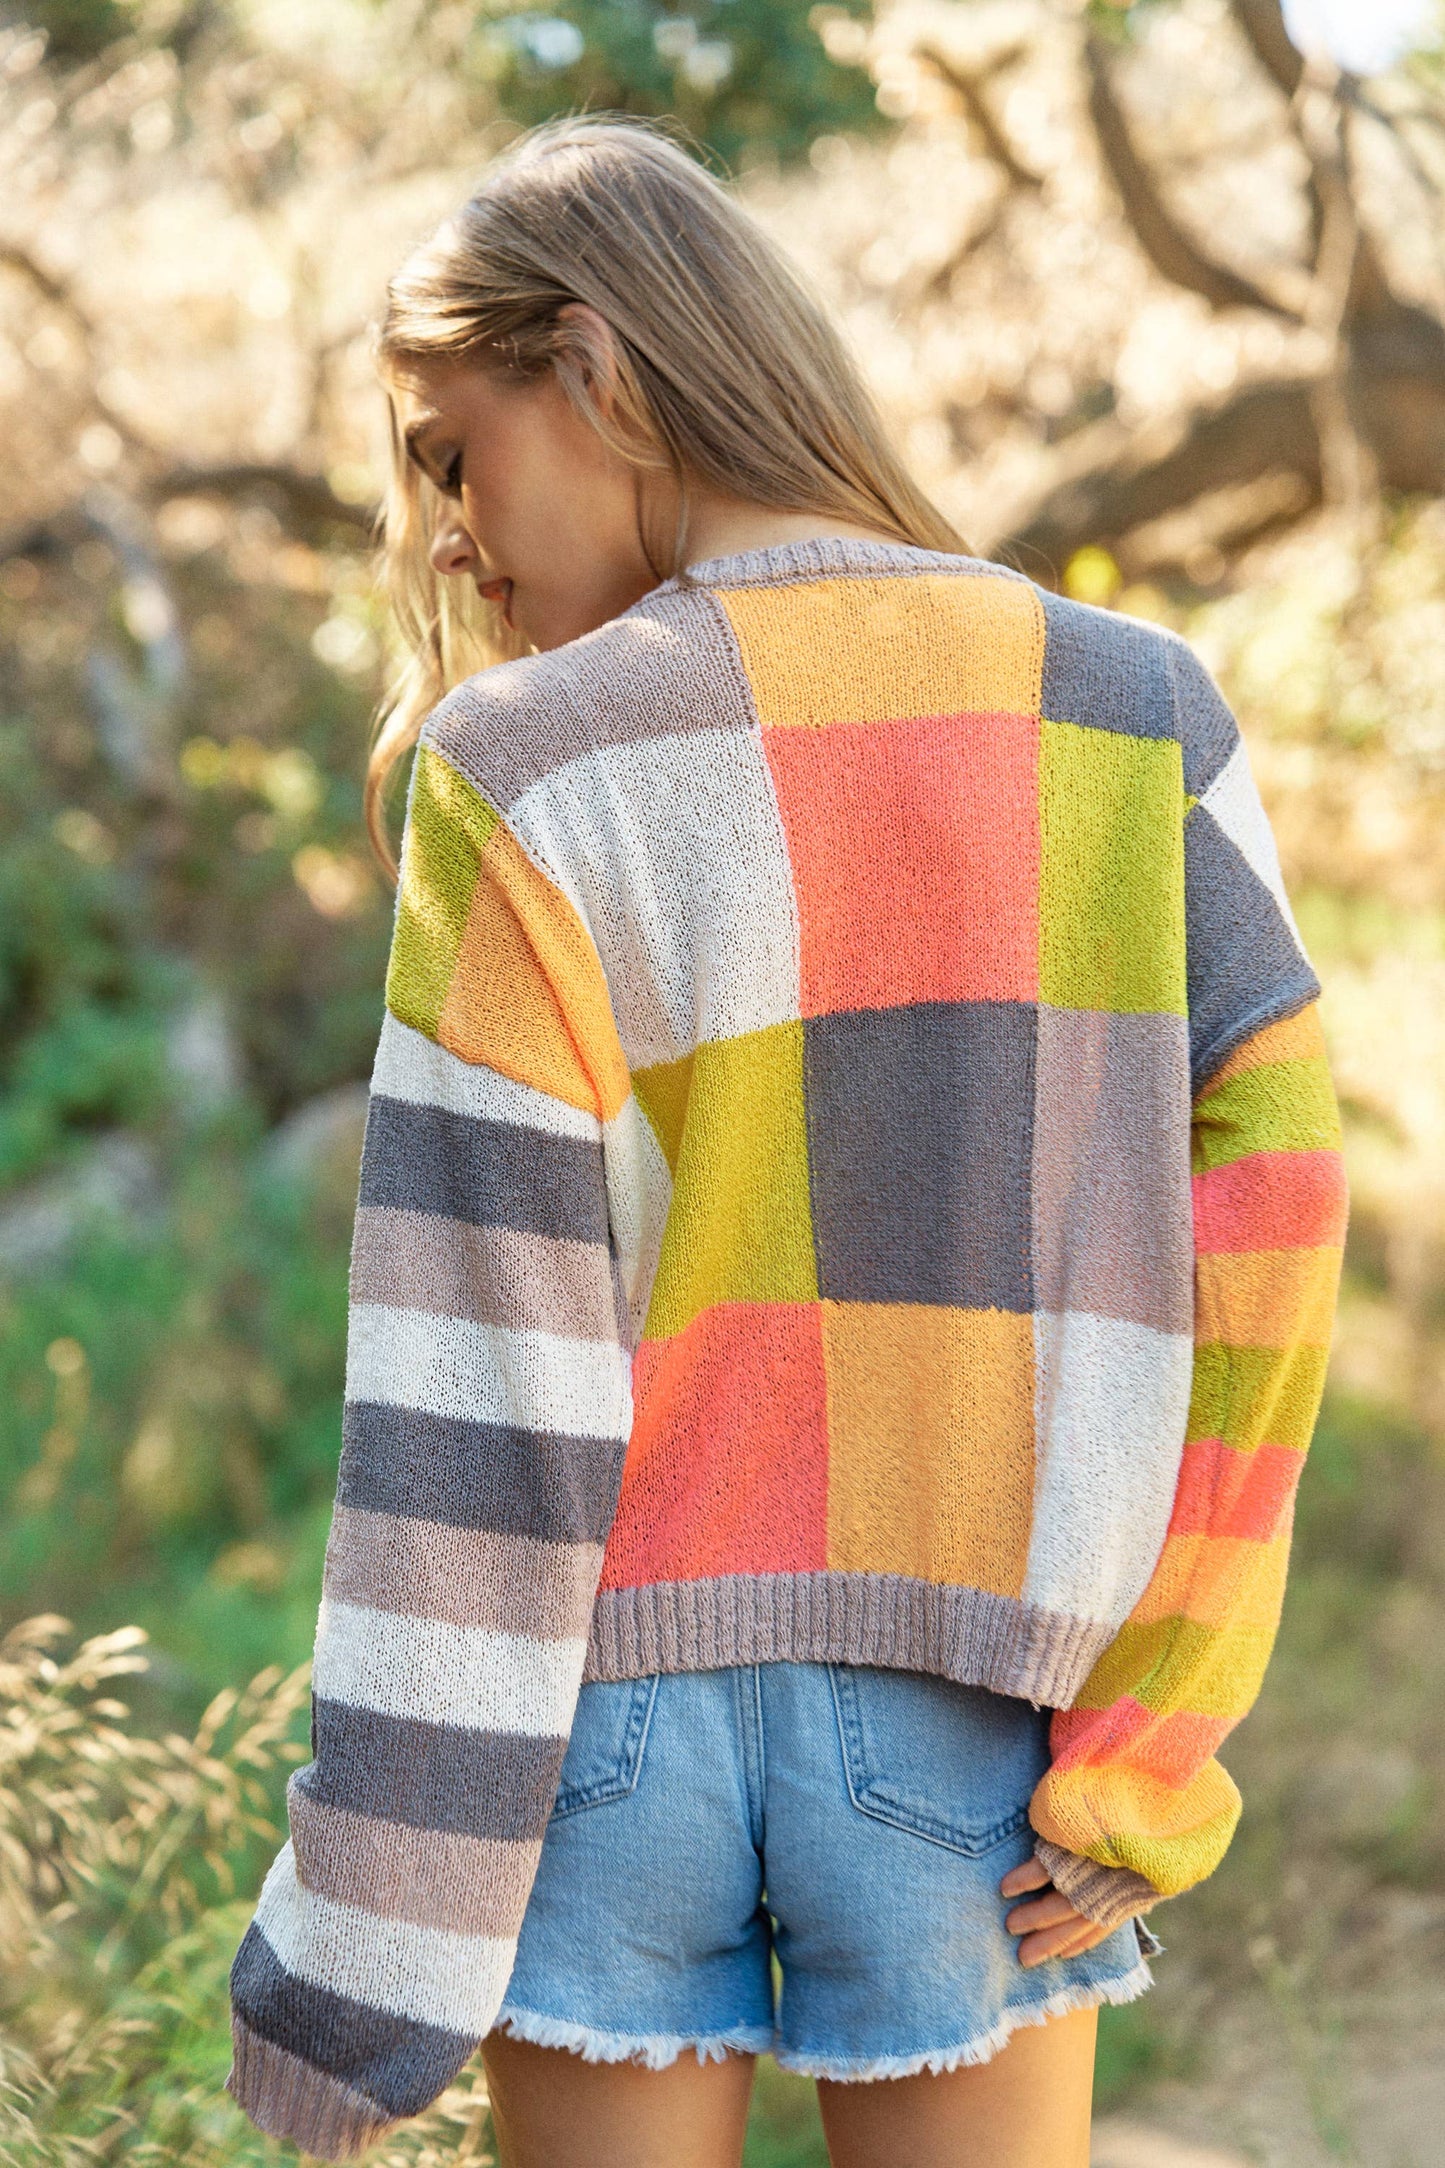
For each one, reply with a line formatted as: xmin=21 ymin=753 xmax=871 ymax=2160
xmin=228 ymin=536 xmax=1347 ymax=2155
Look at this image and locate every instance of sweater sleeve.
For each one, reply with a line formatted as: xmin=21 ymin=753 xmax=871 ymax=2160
xmin=1026 ymin=638 xmax=1349 ymax=1930
xmin=226 ymin=742 xmax=635 ymax=2158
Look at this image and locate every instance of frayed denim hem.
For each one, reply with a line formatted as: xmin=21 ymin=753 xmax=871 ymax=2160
xmin=772 ymin=1953 xmax=1156 ymax=2083
xmin=489 ymin=2004 xmax=777 ymax=2070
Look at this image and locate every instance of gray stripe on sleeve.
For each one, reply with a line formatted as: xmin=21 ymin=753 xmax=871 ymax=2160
xmin=229 ymin=1926 xmax=475 ymax=2121
xmin=299 ymin=1700 xmax=568 ymax=1841
xmin=1184 ymin=805 xmax=1320 ymax=1092
xmin=338 ymin=1401 xmax=626 ymax=1543
xmin=359 ymin=1098 xmax=609 ymax=1245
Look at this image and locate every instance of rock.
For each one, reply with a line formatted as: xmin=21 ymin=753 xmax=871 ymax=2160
xmin=166 ymin=987 xmax=244 ymax=1110
xmin=259 ymin=1083 xmax=370 ymax=1196
xmin=0 ymin=1134 xmax=163 ymax=1274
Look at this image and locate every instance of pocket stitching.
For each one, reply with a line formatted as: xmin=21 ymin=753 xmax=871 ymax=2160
xmin=550 ymin=1673 xmax=660 ymax=1818
xmin=827 ymin=1662 xmax=1033 ymax=1858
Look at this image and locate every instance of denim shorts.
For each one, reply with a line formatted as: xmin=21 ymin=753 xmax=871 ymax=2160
xmin=490 ymin=1660 xmax=1159 ymax=2081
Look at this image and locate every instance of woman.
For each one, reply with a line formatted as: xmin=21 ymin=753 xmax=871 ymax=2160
xmin=225 ymin=115 xmax=1347 ymax=2168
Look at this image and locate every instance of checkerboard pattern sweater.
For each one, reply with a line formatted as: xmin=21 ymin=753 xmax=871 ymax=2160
xmin=227 ymin=537 xmax=1347 ymax=2154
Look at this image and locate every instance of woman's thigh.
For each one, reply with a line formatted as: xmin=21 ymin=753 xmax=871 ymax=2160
xmin=481 ymin=2030 xmax=759 ymax=2168
xmin=481 ymin=2005 xmax=1096 ymax=2168
xmin=815 ymin=2003 xmax=1099 ymax=2168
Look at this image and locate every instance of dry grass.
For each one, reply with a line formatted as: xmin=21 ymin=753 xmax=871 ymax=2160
xmin=0 ymin=1614 xmax=496 ymax=2166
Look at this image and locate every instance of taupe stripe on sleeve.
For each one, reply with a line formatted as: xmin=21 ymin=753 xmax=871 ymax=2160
xmin=288 ymin=1786 xmax=544 ymax=1936
xmin=322 ymin=1503 xmax=603 ymax=1637
xmin=350 ymin=1206 xmax=620 ymax=1340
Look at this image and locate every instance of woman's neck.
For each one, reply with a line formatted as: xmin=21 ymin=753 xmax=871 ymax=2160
xmin=674 ymin=494 xmax=902 ymax=570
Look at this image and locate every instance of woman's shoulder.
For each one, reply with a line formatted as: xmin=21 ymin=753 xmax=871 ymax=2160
xmin=416 ymin=581 xmax=749 ymax=817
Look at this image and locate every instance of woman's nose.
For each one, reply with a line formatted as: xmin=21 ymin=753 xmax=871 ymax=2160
xmin=429 ymin=512 xmax=476 ymax=579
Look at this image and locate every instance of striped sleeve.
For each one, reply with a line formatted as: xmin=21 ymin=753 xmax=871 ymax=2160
xmin=1027 ymin=638 xmax=1348 ymax=1928
xmin=226 ymin=742 xmax=635 ymax=2158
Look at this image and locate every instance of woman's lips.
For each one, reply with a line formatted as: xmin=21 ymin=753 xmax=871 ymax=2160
xmin=477 ymin=576 xmax=514 ymax=628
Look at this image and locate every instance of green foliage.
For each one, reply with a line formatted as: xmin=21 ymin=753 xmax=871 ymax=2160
xmin=19 ymin=0 xmax=883 ymax=170
xmin=0 ymin=1140 xmax=354 ymax=1715
xmin=1081 ymin=0 xmax=1176 ymax=48
xmin=742 ymin=2060 xmax=828 ymax=2166
xmin=1093 ymin=1996 xmax=1190 ymax=2110
xmin=0 ymin=718 xmax=175 ymax=1187
xmin=468 ymin=0 xmax=881 ymax=170
xmin=1293 ymin=1387 xmax=1434 ymax=1581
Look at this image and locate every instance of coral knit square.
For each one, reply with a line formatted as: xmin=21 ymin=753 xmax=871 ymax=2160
xmin=598 ymin=1301 xmax=830 ymax=1586
xmin=763 ymin=709 xmax=1040 ymax=1014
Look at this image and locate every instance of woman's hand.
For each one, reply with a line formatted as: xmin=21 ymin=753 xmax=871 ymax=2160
xmin=999 ymin=1856 xmax=1114 ymax=1966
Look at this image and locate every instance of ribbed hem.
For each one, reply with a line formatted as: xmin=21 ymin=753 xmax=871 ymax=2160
xmin=226 ymin=2016 xmax=392 ymax=2160
xmin=1033 ymin=1840 xmax=1163 ymax=1931
xmin=582 ymin=1573 xmax=1114 ymax=1707
xmin=663 ymin=536 xmax=1011 ymax=593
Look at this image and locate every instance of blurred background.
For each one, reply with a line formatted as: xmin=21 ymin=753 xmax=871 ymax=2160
xmin=2 ymin=0 xmax=1443 ymax=2161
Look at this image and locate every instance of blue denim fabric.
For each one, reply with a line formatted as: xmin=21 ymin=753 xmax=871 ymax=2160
xmin=491 ymin=1661 xmax=1159 ymax=2080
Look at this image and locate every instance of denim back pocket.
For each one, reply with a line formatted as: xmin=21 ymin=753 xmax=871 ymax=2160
xmin=550 ymin=1673 xmax=661 ymax=1818
xmin=827 ymin=1662 xmax=1051 ymax=1856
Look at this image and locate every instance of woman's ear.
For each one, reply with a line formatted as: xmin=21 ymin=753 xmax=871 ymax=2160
xmin=554 ymin=300 xmax=622 ymax=421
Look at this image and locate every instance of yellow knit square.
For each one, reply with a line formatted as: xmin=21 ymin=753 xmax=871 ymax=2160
xmin=640 ymin=1022 xmax=817 ymax=1340
xmin=821 ymin=1301 xmax=1034 ymax=1595
xmin=716 ymin=574 xmax=1045 ymax=728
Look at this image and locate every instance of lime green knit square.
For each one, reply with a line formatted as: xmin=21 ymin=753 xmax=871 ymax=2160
xmin=1186 ymin=1341 xmax=1329 ymax=1454
xmin=1039 ymin=720 xmax=1186 ymax=1014
xmin=1076 ymin=1614 xmax=1217 ymax=1712
xmin=1192 ymin=1056 xmax=1342 ymax=1171
xmin=641 ymin=1021 xmax=818 ymax=1340
xmin=386 ymin=747 xmax=500 ymax=1039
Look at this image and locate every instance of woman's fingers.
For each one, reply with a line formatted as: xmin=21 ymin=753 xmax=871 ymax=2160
xmin=998 ymin=1856 xmax=1052 ymax=1898
xmin=998 ymin=1852 xmax=1113 ymax=1965
xmin=1003 ymin=1889 xmax=1082 ymax=1936
xmin=1015 ymin=1917 xmax=1112 ymax=1967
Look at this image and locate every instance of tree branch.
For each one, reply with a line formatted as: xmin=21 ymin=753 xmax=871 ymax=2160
xmin=1084 ymin=33 xmax=1303 ymax=319
xmin=916 ymin=45 xmax=1043 ymax=190
xmin=144 ymin=462 xmax=379 ymax=536
xmin=1228 ymin=0 xmax=1304 ymax=97
xmin=1227 ymin=0 xmax=1327 ymax=266
xmin=0 ymin=240 xmax=99 ymax=334
xmin=992 ymin=379 xmax=1323 ymax=582
xmin=1349 ymin=84 xmax=1445 ymax=201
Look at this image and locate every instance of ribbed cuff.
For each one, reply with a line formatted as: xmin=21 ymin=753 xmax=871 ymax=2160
xmin=226 ymin=2016 xmax=393 ymax=2160
xmin=1033 ymin=1839 xmax=1162 ymax=1933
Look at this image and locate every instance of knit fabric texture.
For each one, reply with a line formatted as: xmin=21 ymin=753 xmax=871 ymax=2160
xmin=227 ymin=537 xmax=1347 ymax=2155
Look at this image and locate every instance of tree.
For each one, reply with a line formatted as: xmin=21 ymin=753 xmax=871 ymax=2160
xmin=825 ymin=0 xmax=1445 ymax=581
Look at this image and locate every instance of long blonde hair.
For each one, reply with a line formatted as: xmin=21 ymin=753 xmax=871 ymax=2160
xmin=365 ymin=112 xmax=970 ymax=877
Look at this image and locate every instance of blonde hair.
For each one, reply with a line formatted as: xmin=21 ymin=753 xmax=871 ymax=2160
xmin=365 ymin=112 xmax=970 ymax=876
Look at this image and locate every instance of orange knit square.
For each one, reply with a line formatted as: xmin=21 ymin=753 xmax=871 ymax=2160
xmin=821 ymin=1301 xmax=1034 ymax=1595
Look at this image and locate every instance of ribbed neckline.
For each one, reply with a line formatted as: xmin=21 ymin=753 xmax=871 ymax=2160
xmin=648 ymin=534 xmax=1003 ymax=595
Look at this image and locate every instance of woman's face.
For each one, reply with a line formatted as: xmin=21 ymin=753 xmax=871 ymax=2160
xmin=391 ymin=327 xmax=664 ymax=654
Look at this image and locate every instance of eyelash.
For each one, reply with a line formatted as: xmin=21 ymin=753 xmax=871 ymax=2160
xmin=442 ymin=451 xmax=462 ymax=494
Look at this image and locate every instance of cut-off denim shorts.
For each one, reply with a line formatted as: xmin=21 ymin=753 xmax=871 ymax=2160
xmin=490 ymin=1660 xmax=1160 ymax=2082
